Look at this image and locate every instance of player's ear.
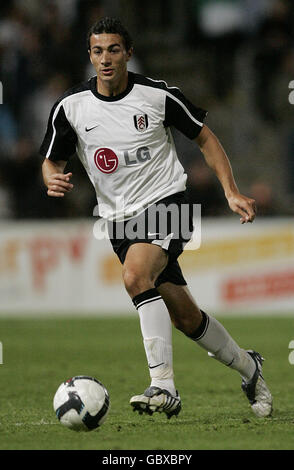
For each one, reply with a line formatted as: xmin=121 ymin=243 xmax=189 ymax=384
xmin=126 ymin=47 xmax=133 ymax=62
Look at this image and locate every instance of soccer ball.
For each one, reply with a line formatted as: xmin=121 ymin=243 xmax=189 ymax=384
xmin=53 ymin=375 xmax=110 ymax=431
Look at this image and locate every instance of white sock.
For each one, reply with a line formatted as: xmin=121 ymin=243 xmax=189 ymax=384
xmin=190 ymin=311 xmax=256 ymax=382
xmin=132 ymin=288 xmax=176 ymax=395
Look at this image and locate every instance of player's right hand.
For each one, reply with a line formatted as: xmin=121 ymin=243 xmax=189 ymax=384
xmin=47 ymin=172 xmax=74 ymax=197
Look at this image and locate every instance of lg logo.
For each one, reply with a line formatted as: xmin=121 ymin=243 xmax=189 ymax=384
xmin=94 ymin=146 xmax=151 ymax=174
xmin=288 ymin=81 xmax=294 ymax=105
xmin=289 ymin=340 xmax=294 ymax=365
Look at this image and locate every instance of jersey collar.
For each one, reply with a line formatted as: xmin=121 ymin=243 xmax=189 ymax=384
xmin=90 ymin=72 xmax=135 ymax=102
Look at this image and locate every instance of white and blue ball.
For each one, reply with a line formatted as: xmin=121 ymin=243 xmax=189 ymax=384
xmin=53 ymin=375 xmax=110 ymax=431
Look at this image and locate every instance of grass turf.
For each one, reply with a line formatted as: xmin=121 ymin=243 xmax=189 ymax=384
xmin=0 ymin=315 xmax=293 ymax=450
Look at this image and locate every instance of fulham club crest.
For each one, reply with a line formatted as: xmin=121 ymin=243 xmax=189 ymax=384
xmin=134 ymin=114 xmax=149 ymax=133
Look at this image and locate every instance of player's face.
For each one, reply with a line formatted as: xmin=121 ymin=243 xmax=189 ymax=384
xmin=89 ymin=33 xmax=132 ymax=90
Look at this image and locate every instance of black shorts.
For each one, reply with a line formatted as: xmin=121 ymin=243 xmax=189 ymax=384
xmin=108 ymin=192 xmax=194 ymax=287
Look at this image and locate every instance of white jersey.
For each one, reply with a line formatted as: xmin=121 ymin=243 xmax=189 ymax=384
xmin=40 ymin=72 xmax=207 ymax=221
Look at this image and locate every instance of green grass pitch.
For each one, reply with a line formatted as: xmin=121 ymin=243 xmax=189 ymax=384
xmin=0 ymin=315 xmax=293 ymax=450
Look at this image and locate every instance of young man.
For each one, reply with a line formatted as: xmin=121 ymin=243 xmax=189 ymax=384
xmin=41 ymin=17 xmax=272 ymax=419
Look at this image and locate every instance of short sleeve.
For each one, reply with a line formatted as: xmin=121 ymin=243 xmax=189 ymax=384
xmin=39 ymin=101 xmax=77 ymax=161
xmin=164 ymin=88 xmax=207 ymax=139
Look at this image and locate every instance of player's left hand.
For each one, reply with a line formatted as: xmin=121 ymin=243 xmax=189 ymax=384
xmin=226 ymin=193 xmax=257 ymax=224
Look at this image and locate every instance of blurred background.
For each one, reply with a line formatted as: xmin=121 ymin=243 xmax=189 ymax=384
xmin=0 ymin=0 xmax=293 ymax=315
xmin=0 ymin=0 xmax=294 ymax=219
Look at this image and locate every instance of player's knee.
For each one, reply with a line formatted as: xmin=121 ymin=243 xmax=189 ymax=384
xmin=172 ymin=309 xmax=203 ymax=336
xmin=122 ymin=268 xmax=153 ymax=298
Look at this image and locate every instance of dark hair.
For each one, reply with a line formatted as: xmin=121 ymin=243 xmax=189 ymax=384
xmin=87 ymin=17 xmax=133 ymax=51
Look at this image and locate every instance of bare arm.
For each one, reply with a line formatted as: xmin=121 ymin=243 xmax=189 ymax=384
xmin=42 ymin=158 xmax=73 ymax=198
xmin=195 ymin=125 xmax=256 ymax=224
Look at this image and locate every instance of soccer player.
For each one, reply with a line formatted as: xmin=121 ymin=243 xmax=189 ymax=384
xmin=40 ymin=17 xmax=272 ymax=419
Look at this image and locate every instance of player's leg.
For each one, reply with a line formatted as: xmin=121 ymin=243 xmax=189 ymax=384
xmin=122 ymin=243 xmax=181 ymax=417
xmin=158 ymin=282 xmax=256 ymax=379
xmin=123 ymin=242 xmax=174 ymax=394
xmin=158 ymin=282 xmax=273 ymax=417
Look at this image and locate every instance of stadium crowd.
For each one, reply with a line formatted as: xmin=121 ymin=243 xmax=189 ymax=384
xmin=0 ymin=0 xmax=293 ymax=219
